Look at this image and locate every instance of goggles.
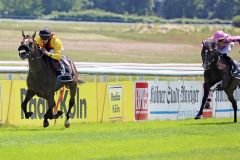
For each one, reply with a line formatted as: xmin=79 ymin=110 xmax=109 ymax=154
xmin=41 ymin=36 xmax=49 ymax=40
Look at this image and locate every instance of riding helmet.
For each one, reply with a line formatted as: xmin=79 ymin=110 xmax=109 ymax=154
xmin=212 ymin=30 xmax=229 ymax=41
xmin=39 ymin=28 xmax=52 ymax=38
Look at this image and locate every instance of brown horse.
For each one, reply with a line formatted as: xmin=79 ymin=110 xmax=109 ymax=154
xmin=18 ymin=31 xmax=80 ymax=128
xmin=194 ymin=39 xmax=239 ymax=123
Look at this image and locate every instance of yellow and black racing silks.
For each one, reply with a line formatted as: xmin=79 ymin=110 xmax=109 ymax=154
xmin=35 ymin=34 xmax=63 ymax=61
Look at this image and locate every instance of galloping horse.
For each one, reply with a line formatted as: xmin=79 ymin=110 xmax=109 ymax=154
xmin=18 ymin=31 xmax=79 ymax=128
xmin=194 ymin=39 xmax=239 ymax=123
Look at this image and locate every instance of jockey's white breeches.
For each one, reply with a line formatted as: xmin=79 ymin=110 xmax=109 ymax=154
xmin=217 ymin=42 xmax=234 ymax=55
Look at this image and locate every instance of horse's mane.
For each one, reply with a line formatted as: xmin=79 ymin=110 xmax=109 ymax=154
xmin=32 ymin=40 xmax=50 ymax=63
xmin=41 ymin=51 xmax=50 ymax=62
xmin=24 ymin=35 xmax=52 ymax=63
xmin=203 ymin=39 xmax=216 ymax=48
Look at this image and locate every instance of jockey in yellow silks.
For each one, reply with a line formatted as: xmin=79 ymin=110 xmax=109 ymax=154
xmin=35 ymin=28 xmax=73 ymax=83
xmin=35 ymin=27 xmax=63 ymax=61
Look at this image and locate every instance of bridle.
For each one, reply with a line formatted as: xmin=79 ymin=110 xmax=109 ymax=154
xmin=18 ymin=36 xmax=44 ymax=61
xmin=202 ymin=40 xmax=220 ymax=70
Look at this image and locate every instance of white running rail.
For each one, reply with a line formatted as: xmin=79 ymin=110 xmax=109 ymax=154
xmin=0 ymin=61 xmax=203 ymax=76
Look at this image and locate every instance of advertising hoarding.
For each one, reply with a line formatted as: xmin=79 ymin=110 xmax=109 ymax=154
xmin=135 ymin=82 xmax=148 ymax=120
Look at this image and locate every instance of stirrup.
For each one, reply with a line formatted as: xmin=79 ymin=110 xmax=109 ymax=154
xmin=57 ymin=74 xmax=73 ymax=82
xmin=231 ymin=71 xmax=240 ymax=79
xmin=233 ymin=70 xmax=238 ymax=74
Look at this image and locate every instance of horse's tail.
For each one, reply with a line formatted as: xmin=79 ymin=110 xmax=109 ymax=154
xmin=78 ymin=79 xmax=85 ymax=84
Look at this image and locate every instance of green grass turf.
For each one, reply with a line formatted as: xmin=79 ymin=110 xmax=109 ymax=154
xmin=0 ymin=118 xmax=239 ymax=160
xmin=1 ymin=21 xmax=239 ymax=160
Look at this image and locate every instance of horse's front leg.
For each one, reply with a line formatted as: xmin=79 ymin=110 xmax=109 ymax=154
xmin=195 ymin=80 xmax=223 ymax=120
xmin=22 ymin=89 xmax=35 ymax=119
xmin=195 ymin=82 xmax=211 ymax=119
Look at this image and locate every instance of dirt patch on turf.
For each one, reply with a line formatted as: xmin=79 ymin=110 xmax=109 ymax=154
xmin=62 ymin=39 xmax=197 ymax=55
xmin=0 ymin=35 xmax=199 ymax=62
xmin=2 ymin=37 xmax=198 ymax=54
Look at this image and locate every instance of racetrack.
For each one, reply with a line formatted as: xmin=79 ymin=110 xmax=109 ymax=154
xmin=1 ymin=21 xmax=240 ymax=160
xmin=0 ymin=118 xmax=240 ymax=160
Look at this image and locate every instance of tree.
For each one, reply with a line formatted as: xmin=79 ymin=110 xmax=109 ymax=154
xmin=161 ymin=0 xmax=187 ymax=19
xmin=92 ymin=0 xmax=126 ymax=14
xmin=212 ymin=0 xmax=237 ymax=19
xmin=41 ymin=0 xmax=73 ymax=14
xmin=0 ymin=0 xmax=43 ymax=17
xmin=194 ymin=0 xmax=207 ymax=19
xmin=71 ymin=0 xmax=94 ymax=11
xmin=0 ymin=1 xmax=4 ymax=13
xmin=91 ymin=0 xmax=155 ymax=15
xmin=123 ymin=0 xmax=154 ymax=15
xmin=14 ymin=0 xmax=43 ymax=16
xmin=1 ymin=0 xmax=240 ymax=20
xmin=1 ymin=0 xmax=15 ymax=16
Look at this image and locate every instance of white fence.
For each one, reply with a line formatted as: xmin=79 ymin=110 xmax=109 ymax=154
xmin=0 ymin=61 xmax=203 ymax=77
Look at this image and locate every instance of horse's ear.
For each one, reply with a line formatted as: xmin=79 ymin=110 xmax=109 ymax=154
xmin=22 ymin=30 xmax=26 ymax=38
xmin=32 ymin=31 xmax=36 ymax=39
xmin=202 ymin=40 xmax=205 ymax=47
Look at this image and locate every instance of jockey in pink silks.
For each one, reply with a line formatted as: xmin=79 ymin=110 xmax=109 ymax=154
xmin=209 ymin=30 xmax=240 ymax=77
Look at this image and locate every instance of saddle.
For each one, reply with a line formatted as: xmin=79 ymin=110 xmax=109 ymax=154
xmin=57 ymin=56 xmax=74 ymax=82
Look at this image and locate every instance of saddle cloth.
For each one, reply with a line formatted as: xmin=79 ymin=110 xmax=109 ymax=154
xmin=232 ymin=60 xmax=240 ymax=79
xmin=57 ymin=56 xmax=74 ymax=82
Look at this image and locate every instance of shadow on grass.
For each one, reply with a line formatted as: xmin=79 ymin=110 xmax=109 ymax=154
xmin=186 ymin=121 xmax=236 ymax=126
xmin=0 ymin=124 xmax=66 ymax=132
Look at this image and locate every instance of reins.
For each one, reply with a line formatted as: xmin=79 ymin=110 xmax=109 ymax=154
xmin=28 ymin=41 xmax=44 ymax=61
xmin=19 ymin=36 xmax=44 ymax=61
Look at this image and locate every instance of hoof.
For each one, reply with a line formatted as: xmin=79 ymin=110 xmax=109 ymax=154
xmin=64 ymin=120 xmax=70 ymax=128
xmin=53 ymin=111 xmax=63 ymax=119
xmin=45 ymin=113 xmax=53 ymax=120
xmin=207 ymin=98 xmax=211 ymax=102
xmin=57 ymin=111 xmax=63 ymax=116
xmin=78 ymin=80 xmax=85 ymax=84
xmin=25 ymin=112 xmax=33 ymax=119
xmin=43 ymin=120 xmax=49 ymax=128
xmin=204 ymin=102 xmax=211 ymax=109
xmin=194 ymin=114 xmax=202 ymax=120
xmin=53 ymin=114 xmax=59 ymax=119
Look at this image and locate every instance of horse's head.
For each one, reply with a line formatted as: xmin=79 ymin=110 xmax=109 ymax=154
xmin=18 ymin=31 xmax=38 ymax=60
xmin=201 ymin=39 xmax=217 ymax=70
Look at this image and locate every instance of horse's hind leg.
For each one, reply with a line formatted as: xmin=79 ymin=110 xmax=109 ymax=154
xmin=22 ymin=89 xmax=35 ymax=119
xmin=225 ymin=90 xmax=238 ymax=123
xmin=43 ymin=96 xmax=55 ymax=128
xmin=206 ymin=81 xmax=223 ymax=103
xmin=65 ymin=85 xmax=77 ymax=128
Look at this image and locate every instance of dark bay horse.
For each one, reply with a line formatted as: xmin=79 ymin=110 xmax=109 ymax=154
xmin=18 ymin=31 xmax=79 ymax=128
xmin=194 ymin=39 xmax=239 ymax=123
